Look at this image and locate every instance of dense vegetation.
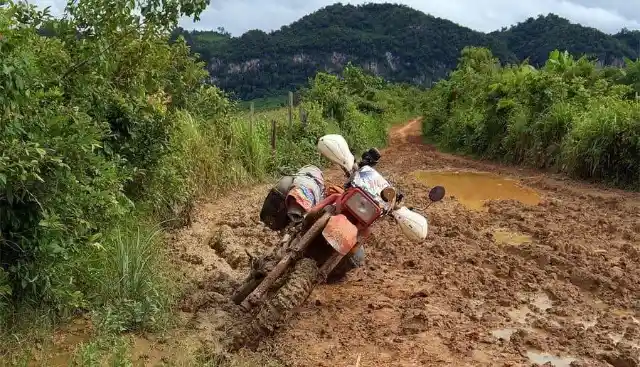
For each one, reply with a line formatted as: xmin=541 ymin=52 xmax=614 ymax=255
xmin=423 ymin=47 xmax=640 ymax=188
xmin=0 ymin=0 xmax=415 ymax=362
xmin=174 ymin=4 xmax=640 ymax=100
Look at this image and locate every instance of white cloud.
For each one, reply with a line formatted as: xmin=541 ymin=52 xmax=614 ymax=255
xmin=31 ymin=0 xmax=640 ymax=35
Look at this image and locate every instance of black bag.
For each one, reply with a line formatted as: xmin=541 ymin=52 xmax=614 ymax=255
xmin=259 ymin=176 xmax=293 ymax=231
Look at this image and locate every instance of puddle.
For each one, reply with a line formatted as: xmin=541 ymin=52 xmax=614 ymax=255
xmin=575 ymin=318 xmax=597 ymax=329
xmin=610 ymin=333 xmax=624 ymax=345
xmin=43 ymin=318 xmax=93 ymax=366
xmin=508 ymin=305 xmax=531 ymax=323
xmin=493 ymin=230 xmax=533 ymax=246
xmin=491 ymin=328 xmax=517 ymax=340
xmin=531 ymin=293 xmax=553 ymax=312
xmin=526 ymin=350 xmax=577 ymax=367
xmin=413 ymin=170 xmax=540 ymax=210
xmin=584 ymin=294 xmax=609 ymax=311
xmin=611 ymin=309 xmax=640 ymax=319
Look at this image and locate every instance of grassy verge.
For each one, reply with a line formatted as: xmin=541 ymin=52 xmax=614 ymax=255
xmin=422 ymin=47 xmax=640 ymax=189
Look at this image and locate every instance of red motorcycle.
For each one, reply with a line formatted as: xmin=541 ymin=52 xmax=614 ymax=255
xmin=229 ymin=134 xmax=445 ymax=350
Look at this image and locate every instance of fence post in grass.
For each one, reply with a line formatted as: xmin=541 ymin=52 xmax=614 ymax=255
xmin=300 ymin=106 xmax=308 ymax=128
xmin=271 ymin=119 xmax=277 ymax=160
xmin=288 ymin=91 xmax=293 ymax=129
xmin=249 ymin=101 xmax=254 ymax=135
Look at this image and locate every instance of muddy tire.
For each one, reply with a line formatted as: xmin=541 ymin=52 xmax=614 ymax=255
xmin=230 ymin=258 xmax=319 ymax=351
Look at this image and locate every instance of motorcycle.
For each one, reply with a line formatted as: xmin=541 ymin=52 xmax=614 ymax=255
xmin=229 ymin=134 xmax=445 ymax=350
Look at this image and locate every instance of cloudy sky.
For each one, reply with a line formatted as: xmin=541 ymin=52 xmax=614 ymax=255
xmin=34 ymin=0 xmax=640 ymax=35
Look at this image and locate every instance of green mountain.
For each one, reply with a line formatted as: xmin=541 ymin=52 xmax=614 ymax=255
xmin=172 ymin=4 xmax=640 ymax=100
xmin=491 ymin=14 xmax=637 ymax=66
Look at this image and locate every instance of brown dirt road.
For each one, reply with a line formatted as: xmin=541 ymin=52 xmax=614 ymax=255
xmin=163 ymin=118 xmax=640 ymax=367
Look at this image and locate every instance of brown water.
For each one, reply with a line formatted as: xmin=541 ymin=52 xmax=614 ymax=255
xmin=413 ymin=170 xmax=541 ymax=210
xmin=491 ymin=328 xmax=517 ymax=340
xmin=493 ymin=230 xmax=533 ymax=246
xmin=531 ymin=292 xmax=553 ymax=312
xmin=526 ymin=350 xmax=577 ymax=367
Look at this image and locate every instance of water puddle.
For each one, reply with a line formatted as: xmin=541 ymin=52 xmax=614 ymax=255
xmin=526 ymin=350 xmax=577 ymax=367
xmin=584 ymin=294 xmax=609 ymax=311
xmin=493 ymin=230 xmax=532 ymax=246
xmin=531 ymin=292 xmax=553 ymax=312
xmin=610 ymin=333 xmax=624 ymax=345
xmin=413 ymin=170 xmax=540 ymax=210
xmin=575 ymin=318 xmax=597 ymax=329
xmin=491 ymin=328 xmax=517 ymax=340
xmin=508 ymin=305 xmax=531 ymax=324
xmin=43 ymin=318 xmax=93 ymax=366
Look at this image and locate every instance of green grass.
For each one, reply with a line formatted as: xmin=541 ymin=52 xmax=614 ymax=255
xmin=237 ymin=95 xmax=290 ymax=112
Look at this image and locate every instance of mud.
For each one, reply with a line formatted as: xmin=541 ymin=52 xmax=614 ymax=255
xmin=139 ymin=118 xmax=640 ymax=366
xmin=231 ymin=258 xmax=320 ymax=352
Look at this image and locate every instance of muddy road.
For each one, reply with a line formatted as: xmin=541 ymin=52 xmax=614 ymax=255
xmin=166 ymin=119 xmax=640 ymax=366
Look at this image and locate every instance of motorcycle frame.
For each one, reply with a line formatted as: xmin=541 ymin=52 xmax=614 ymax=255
xmin=239 ymin=187 xmax=381 ymax=312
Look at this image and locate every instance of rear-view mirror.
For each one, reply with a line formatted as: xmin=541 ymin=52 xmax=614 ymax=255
xmin=428 ymin=186 xmax=445 ymax=202
xmin=380 ymin=187 xmax=397 ymax=203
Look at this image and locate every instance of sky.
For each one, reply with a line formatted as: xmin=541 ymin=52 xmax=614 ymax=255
xmin=33 ymin=0 xmax=640 ymax=36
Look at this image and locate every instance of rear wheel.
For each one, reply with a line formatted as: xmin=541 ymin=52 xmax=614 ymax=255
xmin=230 ymin=257 xmax=319 ymax=351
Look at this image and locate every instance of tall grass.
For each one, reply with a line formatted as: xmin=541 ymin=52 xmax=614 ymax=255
xmin=90 ymin=222 xmax=173 ymax=334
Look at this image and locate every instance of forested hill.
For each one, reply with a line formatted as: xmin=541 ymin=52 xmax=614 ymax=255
xmin=172 ymin=3 xmax=640 ymax=100
xmin=491 ymin=14 xmax=638 ymax=66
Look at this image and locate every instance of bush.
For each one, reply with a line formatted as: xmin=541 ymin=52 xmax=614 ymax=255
xmin=422 ymin=46 xmax=640 ymax=189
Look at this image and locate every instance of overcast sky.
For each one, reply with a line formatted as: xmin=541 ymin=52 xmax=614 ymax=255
xmin=34 ymin=0 xmax=640 ymax=35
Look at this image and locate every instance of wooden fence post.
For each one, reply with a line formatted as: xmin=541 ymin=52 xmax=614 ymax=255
xmin=271 ymin=119 xmax=277 ymax=156
xmin=249 ymin=101 xmax=254 ymax=135
xmin=288 ymin=91 xmax=293 ymax=129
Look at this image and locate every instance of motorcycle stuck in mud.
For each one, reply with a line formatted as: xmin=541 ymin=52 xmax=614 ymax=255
xmin=229 ymin=134 xmax=445 ymax=350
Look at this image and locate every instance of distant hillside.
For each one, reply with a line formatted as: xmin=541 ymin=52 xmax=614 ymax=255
xmin=172 ymin=4 xmax=640 ymax=100
xmin=491 ymin=14 xmax=637 ymax=66
xmin=614 ymin=28 xmax=640 ymax=55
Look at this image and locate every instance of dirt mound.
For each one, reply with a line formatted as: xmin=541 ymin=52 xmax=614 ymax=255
xmin=155 ymin=119 xmax=640 ymax=366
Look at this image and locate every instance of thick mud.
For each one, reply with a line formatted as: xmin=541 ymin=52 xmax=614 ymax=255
xmin=157 ymin=119 xmax=640 ymax=366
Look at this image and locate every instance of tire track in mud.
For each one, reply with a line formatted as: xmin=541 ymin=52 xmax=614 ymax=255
xmin=162 ymin=119 xmax=640 ymax=367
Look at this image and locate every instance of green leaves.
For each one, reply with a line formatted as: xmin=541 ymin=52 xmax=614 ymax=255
xmin=424 ymin=46 xmax=640 ymax=189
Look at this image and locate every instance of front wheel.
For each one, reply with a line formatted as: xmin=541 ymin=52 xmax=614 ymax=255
xmin=230 ymin=257 xmax=319 ymax=351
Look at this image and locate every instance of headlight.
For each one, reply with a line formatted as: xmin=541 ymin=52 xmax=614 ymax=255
xmin=344 ymin=190 xmax=378 ymax=224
